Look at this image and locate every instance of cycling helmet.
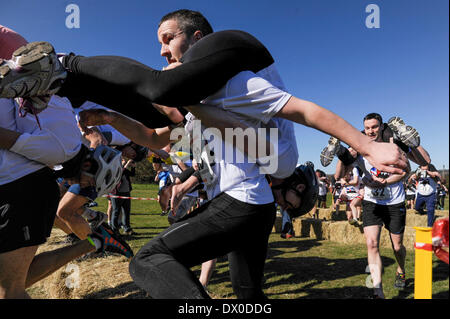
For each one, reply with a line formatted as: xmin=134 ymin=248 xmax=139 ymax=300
xmin=87 ymin=145 xmax=123 ymax=197
xmin=272 ymin=161 xmax=319 ymax=218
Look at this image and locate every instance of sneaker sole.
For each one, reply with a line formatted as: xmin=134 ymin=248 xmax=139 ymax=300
xmin=387 ymin=117 xmax=420 ymax=148
xmin=13 ymin=42 xmax=55 ymax=65
xmin=320 ymin=137 xmax=340 ymax=166
xmin=0 ymin=42 xmax=64 ymax=98
xmin=0 ymin=42 xmax=54 ymax=78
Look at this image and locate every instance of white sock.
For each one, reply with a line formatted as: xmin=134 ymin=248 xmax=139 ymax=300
xmin=88 ymin=236 xmax=102 ymax=250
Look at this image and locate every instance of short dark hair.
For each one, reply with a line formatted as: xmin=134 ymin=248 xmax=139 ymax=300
xmin=363 ymin=113 xmax=383 ymax=125
xmin=159 ymin=9 xmax=213 ymax=37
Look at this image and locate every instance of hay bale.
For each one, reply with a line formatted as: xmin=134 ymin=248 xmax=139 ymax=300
xmin=407 ymin=209 xmax=449 ymax=217
xmin=406 ymin=212 xmax=428 ymax=227
xmin=292 ymin=218 xmax=332 ymax=239
xmin=325 ymin=221 xmax=365 ymax=245
xmin=293 ymin=218 xmax=417 ymax=250
xmin=28 ymin=228 xmax=147 ymax=299
xmin=405 ymin=209 xmax=449 ymax=227
xmin=272 ymin=215 xmax=283 ymax=233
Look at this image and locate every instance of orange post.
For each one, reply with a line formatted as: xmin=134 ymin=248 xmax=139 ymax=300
xmin=414 ymin=227 xmax=433 ymax=299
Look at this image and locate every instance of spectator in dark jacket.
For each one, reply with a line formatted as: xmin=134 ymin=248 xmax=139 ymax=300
xmin=110 ymin=158 xmax=136 ymax=235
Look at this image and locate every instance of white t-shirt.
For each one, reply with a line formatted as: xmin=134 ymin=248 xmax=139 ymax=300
xmin=261 ymin=117 xmax=298 ymax=179
xmin=202 ymin=64 xmax=292 ymax=125
xmin=0 ymin=98 xmax=44 ymax=184
xmin=202 ymin=64 xmax=297 ymax=179
xmin=318 ymin=181 xmax=328 ymax=196
xmin=196 ymin=64 xmax=296 ymax=204
xmin=355 ymin=156 xmax=405 ymax=205
xmin=343 ymin=170 xmax=362 ymax=201
xmin=405 ymin=183 xmax=416 ymax=196
xmin=185 ymin=114 xmax=274 ymax=205
xmin=416 ymin=176 xmax=437 ymax=196
xmin=1 ymin=96 xmax=82 ymax=184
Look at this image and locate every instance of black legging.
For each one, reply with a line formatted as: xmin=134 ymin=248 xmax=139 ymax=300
xmin=59 ymin=30 xmax=274 ymax=128
xmin=129 ymin=192 xmax=276 ymax=299
xmin=337 ymin=125 xmax=411 ymax=166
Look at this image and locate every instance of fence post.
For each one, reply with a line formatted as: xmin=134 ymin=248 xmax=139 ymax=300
xmin=414 ymin=226 xmax=433 ymax=299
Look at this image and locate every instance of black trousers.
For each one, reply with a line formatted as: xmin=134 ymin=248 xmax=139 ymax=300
xmin=59 ymin=30 xmax=274 ymax=128
xmin=110 ymin=192 xmax=131 ymax=232
xmin=129 ymin=192 xmax=276 ymax=299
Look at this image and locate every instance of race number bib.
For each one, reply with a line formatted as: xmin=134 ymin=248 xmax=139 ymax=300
xmin=368 ymin=187 xmax=392 ymax=200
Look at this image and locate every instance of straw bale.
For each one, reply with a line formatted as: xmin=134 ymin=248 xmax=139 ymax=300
xmin=293 ymin=218 xmax=417 ymax=249
xmin=29 ymin=228 xmax=147 ymax=299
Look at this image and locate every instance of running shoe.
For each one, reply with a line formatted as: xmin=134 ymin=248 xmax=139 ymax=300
xmin=387 ymin=117 xmax=420 ymax=148
xmin=349 ymin=218 xmax=359 ymax=226
xmin=0 ymin=41 xmax=66 ymax=101
xmin=393 ymin=272 xmax=406 ymax=289
xmin=320 ymin=137 xmax=341 ymax=167
xmin=160 ymin=210 xmax=169 ymax=216
xmin=86 ymin=209 xmax=108 ymax=229
xmin=90 ymin=224 xmax=134 ymax=258
xmin=280 ymin=233 xmax=294 ymax=239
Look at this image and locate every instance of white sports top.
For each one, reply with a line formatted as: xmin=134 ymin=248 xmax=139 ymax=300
xmin=355 ymin=156 xmax=405 ymax=205
xmin=198 ymin=64 xmax=296 ymax=204
xmin=1 ymin=96 xmax=82 ymax=185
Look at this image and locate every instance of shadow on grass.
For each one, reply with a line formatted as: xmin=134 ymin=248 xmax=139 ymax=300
xmin=391 ymin=278 xmax=414 ymax=299
xmin=433 ymin=260 xmax=449 ymax=282
xmin=84 ymin=281 xmax=148 ymax=299
xmin=132 ymin=226 xmax=167 ymax=231
xmin=433 ymin=290 xmax=449 ymax=299
xmin=263 ymin=254 xmax=396 ymax=299
xmin=268 ymin=239 xmax=322 ymax=254
xmin=267 ymin=285 xmax=372 ymax=299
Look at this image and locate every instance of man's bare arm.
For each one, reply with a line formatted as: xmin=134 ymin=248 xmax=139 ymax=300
xmin=276 ymin=96 xmax=408 ymax=174
xmin=79 ymin=109 xmax=172 ymax=150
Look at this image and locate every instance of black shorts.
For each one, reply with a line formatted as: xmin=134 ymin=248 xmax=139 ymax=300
xmin=406 ymin=194 xmax=415 ymax=201
xmin=362 ymin=200 xmax=406 ymax=234
xmin=318 ymin=195 xmax=327 ymax=203
xmin=0 ymin=168 xmax=60 ymax=253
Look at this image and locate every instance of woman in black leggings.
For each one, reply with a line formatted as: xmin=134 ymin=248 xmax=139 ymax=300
xmin=58 ymin=30 xmax=274 ymax=128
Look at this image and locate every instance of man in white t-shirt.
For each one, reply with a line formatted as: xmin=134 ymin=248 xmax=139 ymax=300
xmin=350 ymin=114 xmax=410 ymax=298
xmin=337 ymin=166 xmax=363 ymax=225
xmin=405 ymin=175 xmax=417 ymax=210
xmin=67 ymin=10 xmax=405 ymax=298
xmin=410 ymin=164 xmax=441 ymax=227
xmin=0 ymin=93 xmax=134 ymax=298
xmin=0 ymin=27 xmax=132 ymax=299
xmin=316 ymin=170 xmax=329 ymax=209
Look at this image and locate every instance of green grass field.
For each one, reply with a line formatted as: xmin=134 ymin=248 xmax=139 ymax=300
xmin=91 ymin=184 xmax=448 ymax=299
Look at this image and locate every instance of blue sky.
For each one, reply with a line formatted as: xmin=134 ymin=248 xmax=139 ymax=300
xmin=2 ymin=0 xmax=448 ymax=175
